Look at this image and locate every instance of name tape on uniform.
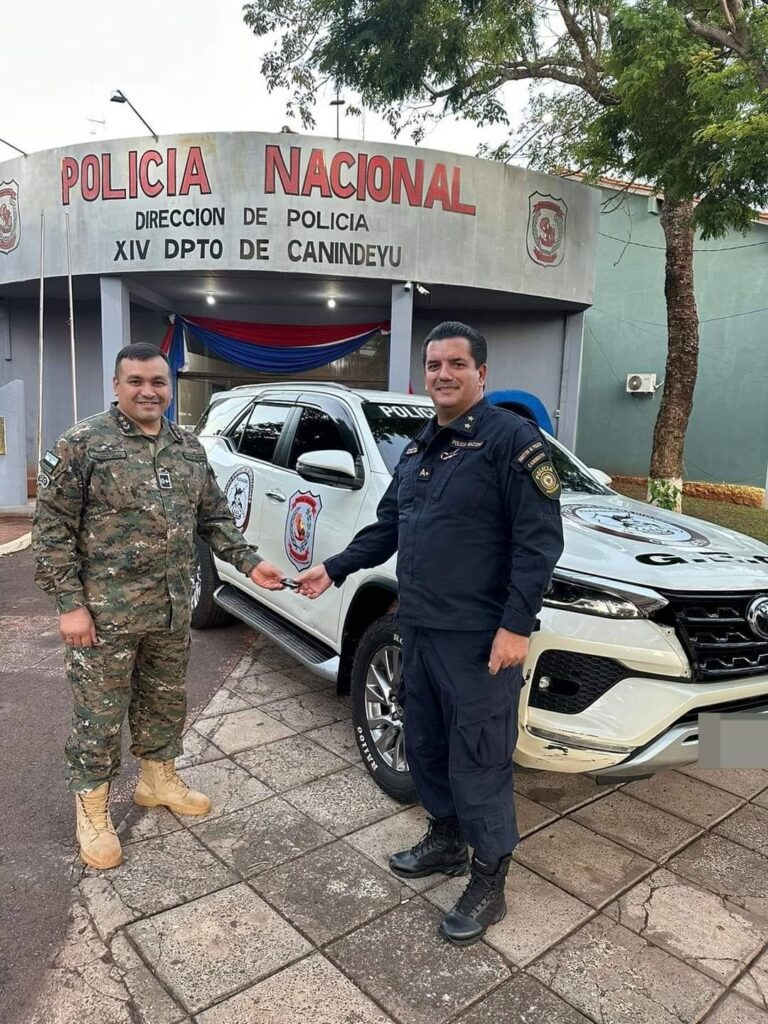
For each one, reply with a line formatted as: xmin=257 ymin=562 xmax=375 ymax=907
xmin=514 ymin=440 xmax=545 ymax=466
xmin=451 ymin=439 xmax=485 ymax=449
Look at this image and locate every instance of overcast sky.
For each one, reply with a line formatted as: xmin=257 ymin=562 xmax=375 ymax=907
xmin=4 ymin=0 xmax=528 ymax=160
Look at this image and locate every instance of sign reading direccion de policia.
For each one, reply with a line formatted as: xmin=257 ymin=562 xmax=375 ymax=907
xmin=0 ymin=132 xmax=598 ymax=302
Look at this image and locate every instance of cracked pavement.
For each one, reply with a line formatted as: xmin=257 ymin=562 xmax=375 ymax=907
xmin=4 ymin=550 xmax=768 ymax=1023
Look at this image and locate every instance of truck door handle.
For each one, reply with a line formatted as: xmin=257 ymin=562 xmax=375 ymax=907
xmin=265 ymin=489 xmax=286 ymax=502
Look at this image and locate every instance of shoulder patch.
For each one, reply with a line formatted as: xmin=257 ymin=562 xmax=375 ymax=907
xmin=513 ymin=439 xmax=545 ymax=469
xmin=531 ymin=462 xmax=561 ymax=499
xmin=41 ymin=450 xmax=60 ymax=472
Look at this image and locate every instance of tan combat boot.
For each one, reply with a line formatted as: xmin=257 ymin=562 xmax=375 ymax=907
xmin=134 ymin=759 xmax=212 ymax=816
xmin=75 ymin=783 xmax=123 ymax=869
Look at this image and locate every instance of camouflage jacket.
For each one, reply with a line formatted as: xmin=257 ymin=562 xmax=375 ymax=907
xmin=32 ymin=406 xmax=262 ymax=631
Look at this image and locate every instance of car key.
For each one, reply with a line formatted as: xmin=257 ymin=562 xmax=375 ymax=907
xmin=280 ymin=577 xmax=300 ymax=589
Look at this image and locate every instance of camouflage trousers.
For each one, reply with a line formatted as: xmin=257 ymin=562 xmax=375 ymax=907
xmin=64 ymin=628 xmax=191 ymax=793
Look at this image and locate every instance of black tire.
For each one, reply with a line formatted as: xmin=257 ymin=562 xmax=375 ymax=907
xmin=190 ymin=535 xmax=232 ymax=629
xmin=351 ymin=614 xmax=417 ymax=804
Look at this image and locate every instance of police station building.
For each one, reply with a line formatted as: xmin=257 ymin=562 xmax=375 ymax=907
xmin=0 ymin=131 xmax=599 ymax=488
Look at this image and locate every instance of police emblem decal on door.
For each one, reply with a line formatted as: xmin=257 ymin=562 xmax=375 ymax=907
xmin=224 ymin=466 xmax=254 ymax=531
xmin=285 ymin=491 xmax=323 ymax=570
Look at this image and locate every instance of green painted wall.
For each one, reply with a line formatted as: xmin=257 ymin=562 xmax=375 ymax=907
xmin=576 ymin=189 xmax=768 ymax=487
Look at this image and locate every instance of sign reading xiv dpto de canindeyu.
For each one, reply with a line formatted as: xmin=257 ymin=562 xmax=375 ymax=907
xmin=0 ymin=132 xmax=598 ymax=301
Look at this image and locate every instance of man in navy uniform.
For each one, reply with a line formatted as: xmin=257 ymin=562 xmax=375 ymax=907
xmin=296 ymin=321 xmax=564 ymax=945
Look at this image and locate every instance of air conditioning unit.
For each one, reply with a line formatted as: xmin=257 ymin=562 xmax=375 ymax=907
xmin=626 ymin=373 xmax=657 ymax=394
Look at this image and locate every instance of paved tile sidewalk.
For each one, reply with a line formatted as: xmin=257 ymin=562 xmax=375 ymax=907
xmin=26 ymin=635 xmax=768 ymax=1024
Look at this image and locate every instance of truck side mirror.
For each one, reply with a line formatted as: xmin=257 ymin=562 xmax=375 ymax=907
xmin=296 ymin=449 xmax=363 ymax=489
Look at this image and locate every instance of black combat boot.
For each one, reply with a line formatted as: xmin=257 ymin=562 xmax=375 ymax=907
xmin=438 ymin=853 xmax=512 ymax=946
xmin=389 ymin=816 xmax=469 ymax=879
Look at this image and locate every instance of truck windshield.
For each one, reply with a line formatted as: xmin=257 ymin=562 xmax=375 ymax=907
xmin=548 ymin=439 xmax=612 ymax=494
xmin=363 ymin=401 xmax=610 ymax=494
xmin=362 ymin=402 xmax=433 ymax=473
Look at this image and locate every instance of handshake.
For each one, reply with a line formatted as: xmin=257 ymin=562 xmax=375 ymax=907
xmin=249 ymin=561 xmax=333 ymax=599
xmin=287 ymin=564 xmax=334 ymax=599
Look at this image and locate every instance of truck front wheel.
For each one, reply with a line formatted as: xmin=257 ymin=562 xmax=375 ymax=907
xmin=190 ymin=535 xmax=232 ymax=630
xmin=351 ymin=615 xmax=417 ymax=804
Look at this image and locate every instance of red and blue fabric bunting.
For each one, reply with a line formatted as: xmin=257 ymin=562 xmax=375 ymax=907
xmin=161 ymin=315 xmax=389 ymax=420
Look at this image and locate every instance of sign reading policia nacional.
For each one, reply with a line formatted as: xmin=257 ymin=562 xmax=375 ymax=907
xmin=0 ymin=133 xmax=598 ymax=302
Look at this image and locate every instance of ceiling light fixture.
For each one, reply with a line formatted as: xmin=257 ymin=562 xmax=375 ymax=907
xmin=206 ymin=294 xmax=216 ymax=305
xmin=327 ymin=297 xmax=337 ymax=308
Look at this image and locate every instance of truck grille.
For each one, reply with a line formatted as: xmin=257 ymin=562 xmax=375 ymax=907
xmin=657 ymin=591 xmax=768 ymax=680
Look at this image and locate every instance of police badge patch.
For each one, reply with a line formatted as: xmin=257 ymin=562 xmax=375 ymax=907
xmin=531 ymin=462 xmax=561 ymax=499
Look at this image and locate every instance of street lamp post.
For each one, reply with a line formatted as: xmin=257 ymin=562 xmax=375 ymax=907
xmin=0 ymin=138 xmax=28 ymax=158
xmin=330 ymin=91 xmax=345 ymax=141
xmin=110 ymin=90 xmax=158 ymax=142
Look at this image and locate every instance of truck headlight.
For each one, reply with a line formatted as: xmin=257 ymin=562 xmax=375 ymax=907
xmin=543 ymin=570 xmax=668 ymax=619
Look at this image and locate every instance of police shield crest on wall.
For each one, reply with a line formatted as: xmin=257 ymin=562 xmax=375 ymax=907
xmin=0 ymin=180 xmax=20 ymax=254
xmin=527 ymin=192 xmax=566 ymax=267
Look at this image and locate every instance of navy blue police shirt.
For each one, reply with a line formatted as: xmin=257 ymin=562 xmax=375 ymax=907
xmin=324 ymin=398 xmax=565 ymax=636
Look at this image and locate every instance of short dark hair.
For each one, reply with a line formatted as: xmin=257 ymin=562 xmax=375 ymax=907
xmin=114 ymin=343 xmax=170 ymax=377
xmin=422 ymin=321 xmax=487 ymax=368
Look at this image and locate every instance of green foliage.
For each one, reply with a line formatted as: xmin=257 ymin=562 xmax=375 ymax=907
xmin=242 ymin=0 xmax=768 ymax=232
xmin=647 ymin=476 xmax=683 ymax=511
xmin=243 ymin=0 xmax=537 ymax=134
xmin=525 ymin=0 xmax=768 ymax=237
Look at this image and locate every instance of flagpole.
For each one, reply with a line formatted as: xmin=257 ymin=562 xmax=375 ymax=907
xmin=65 ymin=211 xmax=78 ymax=423
xmin=37 ymin=212 xmax=45 ymax=463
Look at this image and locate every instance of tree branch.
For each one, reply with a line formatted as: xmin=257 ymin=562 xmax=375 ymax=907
xmin=720 ymin=0 xmax=738 ymax=33
xmin=685 ymin=12 xmax=768 ymax=90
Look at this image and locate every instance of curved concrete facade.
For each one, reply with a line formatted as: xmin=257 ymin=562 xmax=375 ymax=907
xmin=0 ymin=132 xmax=599 ymax=483
xmin=0 ymin=132 xmax=597 ymax=301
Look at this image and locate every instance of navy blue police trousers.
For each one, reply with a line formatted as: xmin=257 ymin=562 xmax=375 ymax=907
xmin=400 ymin=625 xmax=521 ymax=860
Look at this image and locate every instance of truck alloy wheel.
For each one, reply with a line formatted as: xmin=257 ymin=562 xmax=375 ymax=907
xmin=191 ymin=559 xmax=203 ymax=613
xmin=190 ymin=535 xmax=231 ymax=630
xmin=351 ymin=614 xmax=418 ymax=804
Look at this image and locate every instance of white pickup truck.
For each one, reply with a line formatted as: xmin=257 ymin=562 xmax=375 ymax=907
xmin=193 ymin=381 xmax=768 ymax=802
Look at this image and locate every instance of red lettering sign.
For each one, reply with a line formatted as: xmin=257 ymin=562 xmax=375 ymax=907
xmin=59 ymin=146 xmax=212 ymax=204
xmin=263 ymin=145 xmax=475 ymax=215
xmin=301 ymin=150 xmax=332 ymax=197
xmin=101 ymin=154 xmax=126 ymax=200
xmin=330 ymin=152 xmax=355 ymax=198
xmin=265 ymin=145 xmax=300 ymax=195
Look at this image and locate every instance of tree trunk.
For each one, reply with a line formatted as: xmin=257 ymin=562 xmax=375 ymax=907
xmin=647 ymin=197 xmax=699 ymax=512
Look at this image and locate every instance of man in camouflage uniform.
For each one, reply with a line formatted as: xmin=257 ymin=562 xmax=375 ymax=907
xmin=33 ymin=343 xmax=286 ymax=870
